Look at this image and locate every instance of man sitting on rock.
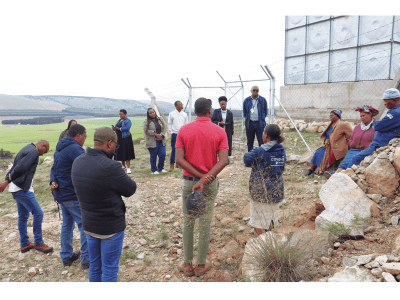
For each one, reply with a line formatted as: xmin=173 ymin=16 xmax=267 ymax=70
xmin=351 ymin=88 xmax=400 ymax=167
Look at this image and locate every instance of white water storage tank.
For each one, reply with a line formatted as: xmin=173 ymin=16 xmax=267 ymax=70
xmin=285 ymin=16 xmax=400 ymax=85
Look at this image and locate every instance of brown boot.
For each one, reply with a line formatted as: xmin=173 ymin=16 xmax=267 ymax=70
xmin=21 ymin=242 xmax=35 ymax=253
xmin=34 ymin=242 xmax=53 ymax=253
xmin=177 ymin=261 xmax=194 ymax=276
xmin=195 ymin=260 xmax=212 ymax=276
xmin=168 ymin=164 xmax=174 ymax=172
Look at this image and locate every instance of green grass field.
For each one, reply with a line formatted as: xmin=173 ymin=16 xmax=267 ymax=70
xmin=0 ymin=117 xmax=146 ymax=157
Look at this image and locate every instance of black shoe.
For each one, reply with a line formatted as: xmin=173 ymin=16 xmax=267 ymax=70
xmin=63 ymin=250 xmax=81 ymax=266
xmin=81 ymin=261 xmax=90 ymax=270
xmin=305 ymin=169 xmax=315 ymax=176
xmin=324 ymin=171 xmax=335 ymax=179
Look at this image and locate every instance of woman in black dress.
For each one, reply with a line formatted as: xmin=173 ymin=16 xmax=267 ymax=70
xmin=112 ymin=109 xmax=135 ymax=174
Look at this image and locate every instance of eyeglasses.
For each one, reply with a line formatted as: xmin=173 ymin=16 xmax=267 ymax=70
xmin=80 ymin=134 xmax=87 ymax=138
xmin=109 ymin=139 xmax=120 ymax=150
xmin=253 ymin=89 xmax=259 ymax=92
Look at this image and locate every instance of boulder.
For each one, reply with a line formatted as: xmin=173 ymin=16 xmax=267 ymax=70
xmin=328 ymin=266 xmax=377 ymax=282
xmin=382 ymin=272 xmax=397 ymax=282
xmin=316 ymin=173 xmax=375 ymax=236
xmin=392 ymin=146 xmax=400 ymax=175
xmin=288 ymin=229 xmax=335 ymax=262
xmin=42 ymin=156 xmax=53 ymax=164
xmin=299 ymin=150 xmax=314 ymax=164
xmin=341 ymin=168 xmax=356 ymax=177
xmin=370 ymin=204 xmax=380 ymax=217
xmin=286 ymin=154 xmax=302 ymax=163
xmin=371 ymin=267 xmax=383 ymax=277
xmin=343 ymin=257 xmax=357 ymax=267
xmin=27 ymin=221 xmax=61 ymax=238
xmin=319 ymin=173 xmax=375 ymax=217
xmin=381 ymin=263 xmax=400 ymax=275
xmin=316 ymin=207 xmax=364 ymax=236
xmin=392 ymin=233 xmax=400 ymax=255
xmin=365 ymin=155 xmax=399 ymax=198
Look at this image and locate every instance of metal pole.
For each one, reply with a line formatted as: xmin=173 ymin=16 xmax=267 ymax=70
xmin=260 ymin=65 xmax=272 ymax=124
xmin=181 ymin=78 xmax=192 ymax=121
xmin=239 ymin=75 xmax=244 ymax=140
xmin=274 ymin=94 xmax=311 ymax=152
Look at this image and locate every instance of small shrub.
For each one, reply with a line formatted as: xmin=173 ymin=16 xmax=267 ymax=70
xmin=160 ymin=224 xmax=168 ymax=240
xmin=323 ymin=221 xmax=351 ymax=236
xmin=119 ymin=249 xmax=138 ymax=265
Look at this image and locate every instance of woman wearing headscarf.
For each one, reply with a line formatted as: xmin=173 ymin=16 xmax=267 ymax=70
xmin=211 ymin=96 xmax=234 ymax=157
xmin=112 ymin=109 xmax=135 ymax=174
xmin=59 ymin=120 xmax=77 ymax=141
xmin=333 ymin=105 xmax=379 ymax=173
xmin=143 ymin=108 xmax=167 ymax=174
xmin=306 ymin=110 xmax=353 ymax=177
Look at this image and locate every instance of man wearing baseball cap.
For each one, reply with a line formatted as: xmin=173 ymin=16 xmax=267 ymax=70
xmin=351 ymin=88 xmax=400 ymax=166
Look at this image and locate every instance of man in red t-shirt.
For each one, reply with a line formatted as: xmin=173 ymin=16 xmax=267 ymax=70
xmin=175 ymin=97 xmax=228 ymax=277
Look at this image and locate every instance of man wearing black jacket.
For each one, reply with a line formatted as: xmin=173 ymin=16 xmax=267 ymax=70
xmin=71 ymin=127 xmax=137 ymax=282
xmin=0 ymin=140 xmax=53 ymax=254
xmin=211 ymin=96 xmax=234 ymax=157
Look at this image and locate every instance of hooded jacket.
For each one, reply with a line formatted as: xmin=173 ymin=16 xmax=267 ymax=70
xmin=243 ymin=143 xmax=286 ymax=203
xmin=50 ymin=137 xmax=85 ymax=202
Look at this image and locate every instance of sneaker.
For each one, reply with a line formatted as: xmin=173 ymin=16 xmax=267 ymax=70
xmin=122 ymin=165 xmax=126 ymax=170
xmin=152 ymin=171 xmax=159 ymax=175
xmin=63 ymin=250 xmax=81 ymax=266
xmin=21 ymin=242 xmax=35 ymax=253
xmin=34 ymin=242 xmax=53 ymax=254
xmin=160 ymin=169 xmax=168 ymax=173
xmin=81 ymin=261 xmax=90 ymax=270
xmin=127 ymin=168 xmax=132 ymax=174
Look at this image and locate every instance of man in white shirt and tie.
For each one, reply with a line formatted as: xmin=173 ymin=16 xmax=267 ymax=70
xmin=168 ymin=101 xmax=189 ymax=172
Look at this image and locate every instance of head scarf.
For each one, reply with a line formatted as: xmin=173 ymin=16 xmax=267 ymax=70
xmin=355 ymin=105 xmax=379 ymax=116
xmin=330 ymin=109 xmax=342 ymax=119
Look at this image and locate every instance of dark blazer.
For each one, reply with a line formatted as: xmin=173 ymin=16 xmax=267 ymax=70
xmin=211 ymin=109 xmax=234 ymax=136
xmin=6 ymin=143 xmax=39 ymax=192
xmin=71 ymin=148 xmax=137 ymax=235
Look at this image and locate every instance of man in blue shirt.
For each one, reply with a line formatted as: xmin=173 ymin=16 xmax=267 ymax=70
xmin=243 ymin=86 xmax=268 ymax=152
xmin=352 ymin=88 xmax=400 ymax=166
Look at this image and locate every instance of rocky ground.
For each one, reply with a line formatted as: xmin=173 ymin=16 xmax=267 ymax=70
xmin=0 ymin=130 xmax=400 ymax=282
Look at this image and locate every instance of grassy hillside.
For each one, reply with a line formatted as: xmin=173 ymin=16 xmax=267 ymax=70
xmin=0 ymin=117 xmax=146 ymax=156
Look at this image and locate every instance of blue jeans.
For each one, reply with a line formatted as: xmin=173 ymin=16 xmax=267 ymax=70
xmin=170 ymin=133 xmax=177 ymax=165
xmin=12 ymin=190 xmax=44 ymax=247
xmin=351 ymin=145 xmax=379 ymax=167
xmin=85 ymin=230 xmax=125 ymax=282
xmin=246 ymin=121 xmax=264 ymax=152
xmin=59 ymin=200 xmax=89 ymax=263
xmin=148 ymin=140 xmax=166 ymax=172
xmin=338 ymin=148 xmax=363 ymax=169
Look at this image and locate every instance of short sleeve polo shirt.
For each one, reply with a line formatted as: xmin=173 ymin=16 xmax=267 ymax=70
xmin=175 ymin=117 xmax=229 ymax=177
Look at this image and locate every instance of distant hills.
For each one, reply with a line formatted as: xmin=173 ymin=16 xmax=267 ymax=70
xmin=0 ymin=94 xmax=176 ymax=115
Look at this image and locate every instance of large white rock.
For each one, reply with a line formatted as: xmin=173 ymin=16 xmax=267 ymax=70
xmin=381 ymin=263 xmax=400 ymax=275
xmin=365 ymin=155 xmax=399 ymax=198
xmin=315 ymin=206 xmax=364 ymax=236
xmin=299 ymin=150 xmax=314 ymax=164
xmin=319 ymin=173 xmax=375 ymax=217
xmin=328 ymin=266 xmax=377 ymax=282
xmin=382 ymin=272 xmax=397 ymax=282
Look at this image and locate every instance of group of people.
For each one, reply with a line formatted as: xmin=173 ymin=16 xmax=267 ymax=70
xmin=306 ymin=88 xmax=400 ymax=178
xmin=1 ymin=86 xmax=399 ymax=281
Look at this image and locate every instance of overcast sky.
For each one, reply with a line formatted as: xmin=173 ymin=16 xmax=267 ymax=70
xmin=0 ymin=1 xmax=386 ymax=105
